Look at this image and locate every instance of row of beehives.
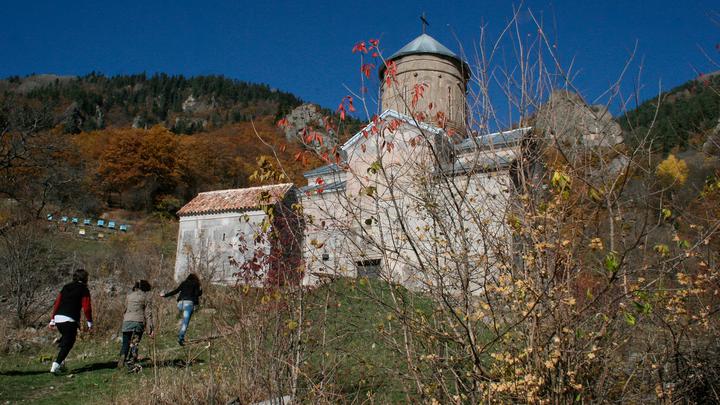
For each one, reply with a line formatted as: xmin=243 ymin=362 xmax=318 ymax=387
xmin=47 ymin=214 xmax=130 ymax=232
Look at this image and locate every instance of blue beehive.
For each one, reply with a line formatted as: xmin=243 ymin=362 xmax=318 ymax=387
xmin=83 ymin=219 xmax=91 ymax=226
xmin=108 ymin=221 xmax=116 ymax=230
xmin=97 ymin=219 xmax=105 ymax=227
xmin=71 ymin=217 xmax=79 ymax=224
xmin=119 ymin=224 xmax=128 ymax=232
xmin=61 ymin=216 xmax=68 ymax=223
xmin=47 ymin=214 xmax=53 ymax=221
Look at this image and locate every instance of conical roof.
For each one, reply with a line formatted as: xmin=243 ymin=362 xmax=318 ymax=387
xmin=379 ymin=33 xmax=468 ymax=78
xmin=388 ymin=33 xmax=458 ymax=60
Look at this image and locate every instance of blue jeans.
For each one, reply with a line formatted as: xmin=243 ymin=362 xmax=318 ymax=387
xmin=177 ymin=300 xmax=195 ymax=341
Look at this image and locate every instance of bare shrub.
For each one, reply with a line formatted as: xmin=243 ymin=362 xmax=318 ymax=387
xmin=0 ymin=220 xmax=67 ymax=326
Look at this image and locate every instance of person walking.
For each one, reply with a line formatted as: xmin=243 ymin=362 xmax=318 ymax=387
xmin=118 ymin=280 xmax=154 ymax=369
xmin=161 ymin=273 xmax=202 ymax=346
xmin=48 ymin=269 xmax=93 ymax=374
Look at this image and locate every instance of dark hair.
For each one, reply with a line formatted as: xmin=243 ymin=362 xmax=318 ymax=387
xmin=72 ymin=269 xmax=89 ymax=284
xmin=185 ymin=273 xmax=200 ymax=286
xmin=133 ymin=280 xmax=152 ymax=292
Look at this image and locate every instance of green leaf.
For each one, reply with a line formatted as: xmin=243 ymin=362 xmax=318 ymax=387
xmin=661 ymin=208 xmax=672 ymax=220
xmin=654 ymin=244 xmax=670 ymax=256
xmin=589 ymin=187 xmax=603 ymax=202
xmin=604 ymin=251 xmax=619 ymax=273
xmin=367 ymin=160 xmax=382 ymax=175
xmin=551 ymin=170 xmax=571 ymax=191
xmin=624 ymin=312 xmax=636 ymax=326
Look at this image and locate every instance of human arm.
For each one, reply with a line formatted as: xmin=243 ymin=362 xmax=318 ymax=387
xmin=82 ymin=293 xmax=93 ymax=329
xmin=49 ymin=292 xmax=62 ymax=327
xmin=162 ymin=283 xmax=182 ymax=298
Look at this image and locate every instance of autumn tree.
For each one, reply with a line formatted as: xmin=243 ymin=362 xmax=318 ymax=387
xmin=94 ymin=126 xmax=184 ymax=210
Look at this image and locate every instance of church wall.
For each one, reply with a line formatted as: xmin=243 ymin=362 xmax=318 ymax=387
xmin=174 ymin=210 xmax=268 ymax=283
xmin=300 ymin=188 xmax=354 ymax=284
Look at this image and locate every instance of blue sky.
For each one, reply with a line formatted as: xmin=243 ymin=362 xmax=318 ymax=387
xmin=1 ymin=0 xmax=718 ymax=117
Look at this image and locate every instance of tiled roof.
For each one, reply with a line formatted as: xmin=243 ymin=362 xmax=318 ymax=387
xmin=177 ymin=183 xmax=294 ymax=216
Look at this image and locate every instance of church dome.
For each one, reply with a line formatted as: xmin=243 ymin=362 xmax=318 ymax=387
xmin=379 ymin=33 xmax=469 ymax=78
xmin=379 ymin=32 xmax=470 ymax=135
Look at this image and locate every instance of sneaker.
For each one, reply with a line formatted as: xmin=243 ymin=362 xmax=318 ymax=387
xmin=178 ymin=338 xmax=184 ymax=346
xmin=50 ymin=362 xmax=61 ymax=374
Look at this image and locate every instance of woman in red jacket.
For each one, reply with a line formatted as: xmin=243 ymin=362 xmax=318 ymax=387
xmin=48 ymin=269 xmax=93 ymax=374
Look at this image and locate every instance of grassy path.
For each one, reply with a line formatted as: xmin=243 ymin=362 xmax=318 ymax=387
xmin=0 ymin=315 xmax=211 ymax=404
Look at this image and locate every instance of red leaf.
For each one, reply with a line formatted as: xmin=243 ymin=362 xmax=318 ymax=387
xmin=384 ymin=61 xmax=397 ymax=86
xmin=411 ymin=82 xmax=428 ymax=108
xmin=361 ymin=63 xmax=375 ymax=79
xmin=361 ymin=144 xmax=367 ymax=153
xmin=316 ymin=177 xmax=325 ymax=185
xmin=276 ymin=118 xmax=289 ymax=128
xmin=294 ymin=152 xmax=302 ymax=161
xmin=369 ymin=39 xmax=379 ymax=47
xmin=337 ymin=104 xmax=346 ymax=121
xmin=279 ymin=143 xmax=287 ymax=152
xmin=352 ymin=41 xmax=368 ymax=54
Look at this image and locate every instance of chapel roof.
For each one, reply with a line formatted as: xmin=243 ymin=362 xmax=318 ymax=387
xmin=177 ymin=183 xmax=294 ymax=216
xmin=388 ymin=33 xmax=458 ymax=61
xmin=379 ymin=33 xmax=469 ymax=78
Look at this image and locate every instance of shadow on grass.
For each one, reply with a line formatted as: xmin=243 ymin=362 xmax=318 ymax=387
xmin=0 ymin=358 xmax=205 ymax=377
xmin=0 ymin=369 xmax=49 ymax=377
xmin=157 ymin=358 xmax=205 ymax=368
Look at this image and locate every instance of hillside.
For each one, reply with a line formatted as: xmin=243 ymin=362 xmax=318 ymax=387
xmin=0 ymin=73 xmax=304 ymax=134
xmin=619 ymin=72 xmax=720 ymax=152
xmin=0 ymin=73 xmax=361 ymax=215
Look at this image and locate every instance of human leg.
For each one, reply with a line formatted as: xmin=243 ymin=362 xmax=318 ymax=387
xmin=52 ymin=322 xmax=78 ymax=373
xmin=118 ymin=331 xmax=133 ymax=367
xmin=129 ymin=330 xmax=144 ymax=363
xmin=177 ymin=300 xmax=194 ymax=344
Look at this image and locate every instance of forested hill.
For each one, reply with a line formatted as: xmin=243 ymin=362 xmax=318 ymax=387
xmin=619 ymin=72 xmax=720 ymax=153
xmin=0 ymin=73 xmax=304 ymax=134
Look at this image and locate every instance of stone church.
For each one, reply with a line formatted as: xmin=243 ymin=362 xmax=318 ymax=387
xmin=174 ymin=32 xmax=528 ymax=288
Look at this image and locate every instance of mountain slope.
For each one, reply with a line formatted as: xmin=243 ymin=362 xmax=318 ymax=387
xmin=619 ymin=72 xmax=720 ymax=152
xmin=0 ymin=73 xmax=304 ymax=134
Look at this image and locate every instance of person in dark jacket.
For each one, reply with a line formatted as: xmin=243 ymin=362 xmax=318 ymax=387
xmin=48 ymin=269 xmax=93 ymax=374
xmin=118 ymin=280 xmax=154 ymax=369
xmin=161 ymin=273 xmax=202 ymax=346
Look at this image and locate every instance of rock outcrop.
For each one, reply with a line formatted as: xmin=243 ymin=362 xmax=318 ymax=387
xmin=282 ymin=103 xmax=336 ymax=147
xmin=533 ymin=90 xmax=623 ymax=150
xmin=702 ymin=118 xmax=720 ymax=158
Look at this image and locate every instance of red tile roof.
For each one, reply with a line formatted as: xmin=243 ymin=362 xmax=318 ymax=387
xmin=177 ymin=183 xmax=294 ymax=216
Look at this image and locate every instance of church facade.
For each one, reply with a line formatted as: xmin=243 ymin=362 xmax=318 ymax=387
xmin=174 ymin=32 xmax=526 ymax=290
xmin=298 ymin=33 xmax=527 ymax=291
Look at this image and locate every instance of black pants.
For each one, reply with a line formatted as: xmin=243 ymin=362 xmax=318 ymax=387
xmin=120 ymin=330 xmax=144 ymax=360
xmin=56 ymin=322 xmax=78 ymax=364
